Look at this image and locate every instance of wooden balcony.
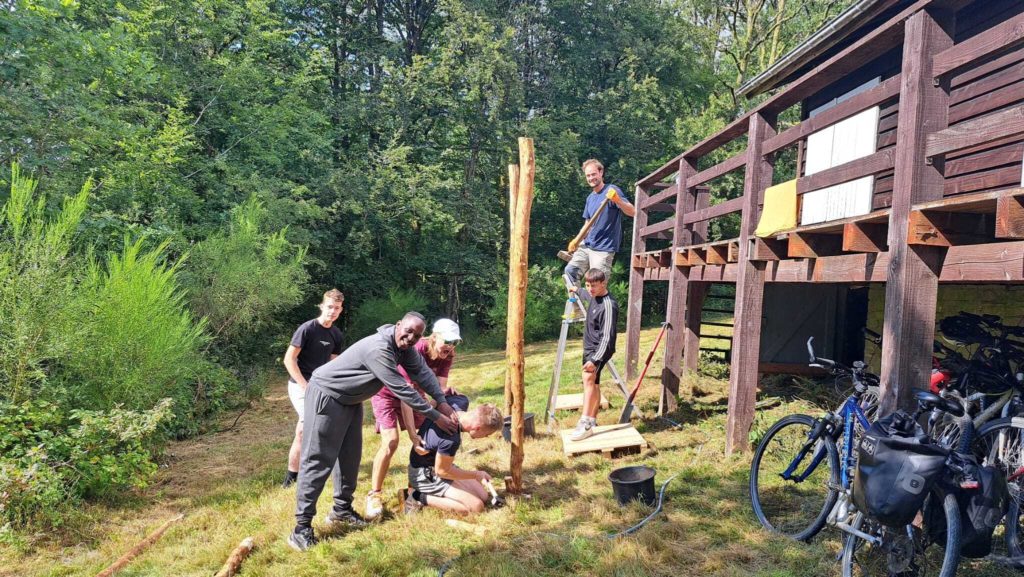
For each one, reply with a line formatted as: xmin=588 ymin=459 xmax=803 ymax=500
xmin=625 ymin=0 xmax=1024 ymax=452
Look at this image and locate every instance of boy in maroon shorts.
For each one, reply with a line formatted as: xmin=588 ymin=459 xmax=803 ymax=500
xmin=367 ymin=318 xmax=461 ymax=519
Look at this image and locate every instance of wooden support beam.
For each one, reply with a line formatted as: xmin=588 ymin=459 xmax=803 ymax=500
xmin=750 ymin=237 xmax=787 ymax=261
xmin=707 ymin=244 xmax=729 ymax=265
xmin=787 ymin=232 xmax=843 ymax=258
xmin=682 ymin=283 xmax=709 ymax=374
xmin=907 ymin=210 xmax=994 ymax=246
xmin=625 ymin=182 xmax=650 ymax=381
xmin=690 ymin=154 xmax=746 ymax=187
xmin=843 ymin=222 xmax=888 ymax=252
xmin=673 ymin=248 xmax=689 ymax=267
xmin=681 ymin=197 xmax=744 ymax=225
xmin=880 ymin=8 xmax=953 ymax=416
xmin=640 ymin=218 xmax=675 ymax=239
xmin=726 ymin=112 xmax=775 ymax=455
xmin=687 ymin=247 xmax=706 ymax=266
xmin=659 ymin=158 xmax=700 ymax=410
xmin=996 ymin=194 xmax=1024 ymax=239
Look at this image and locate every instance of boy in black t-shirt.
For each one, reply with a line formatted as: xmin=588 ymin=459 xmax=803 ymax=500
xmin=569 ymin=268 xmax=619 ymax=442
xmin=405 ymin=394 xmax=503 ymax=514
xmin=282 ymin=289 xmax=345 ymax=488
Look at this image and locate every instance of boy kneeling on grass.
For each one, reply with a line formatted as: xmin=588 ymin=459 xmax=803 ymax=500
xmin=404 ymin=394 xmax=502 ymax=514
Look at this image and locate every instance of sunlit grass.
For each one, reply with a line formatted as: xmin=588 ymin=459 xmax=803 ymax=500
xmin=0 ymin=328 xmax=1009 ymax=576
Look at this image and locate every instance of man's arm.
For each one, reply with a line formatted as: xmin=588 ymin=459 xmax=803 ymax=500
xmin=434 ymin=453 xmax=490 ymax=482
xmin=283 ymin=345 xmax=307 ymax=388
xmin=400 ymin=350 xmax=449 ymax=407
xmin=607 ymin=187 xmax=635 ymax=217
xmin=365 ymin=352 xmax=458 ymax=432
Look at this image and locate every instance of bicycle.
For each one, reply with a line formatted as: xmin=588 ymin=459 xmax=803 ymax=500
xmin=749 ymin=337 xmax=879 ymax=541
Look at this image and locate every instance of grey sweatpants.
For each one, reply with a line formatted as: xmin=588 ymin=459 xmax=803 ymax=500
xmin=295 ymin=383 xmax=363 ymax=525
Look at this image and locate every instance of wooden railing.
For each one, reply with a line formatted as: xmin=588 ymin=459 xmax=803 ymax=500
xmin=625 ymin=0 xmax=1024 ymax=452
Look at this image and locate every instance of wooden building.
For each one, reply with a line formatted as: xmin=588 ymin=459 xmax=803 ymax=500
xmin=625 ymin=0 xmax=1024 ymax=453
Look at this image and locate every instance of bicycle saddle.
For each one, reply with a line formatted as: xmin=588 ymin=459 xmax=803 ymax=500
xmin=914 ymin=389 xmax=965 ymax=417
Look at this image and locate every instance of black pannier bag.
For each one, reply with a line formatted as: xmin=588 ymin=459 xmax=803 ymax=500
xmin=926 ymin=459 xmax=1010 ymax=558
xmin=853 ymin=411 xmax=949 ymax=527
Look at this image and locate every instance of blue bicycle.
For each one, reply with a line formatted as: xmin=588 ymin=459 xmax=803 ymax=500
xmin=749 ymin=337 xmax=880 ymax=541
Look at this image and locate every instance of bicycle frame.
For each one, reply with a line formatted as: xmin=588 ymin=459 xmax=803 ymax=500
xmin=778 ymin=393 xmax=871 ymax=490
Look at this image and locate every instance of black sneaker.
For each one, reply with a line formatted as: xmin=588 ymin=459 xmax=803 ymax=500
xmin=324 ymin=506 xmax=368 ymax=528
xmin=288 ymin=526 xmax=317 ymax=551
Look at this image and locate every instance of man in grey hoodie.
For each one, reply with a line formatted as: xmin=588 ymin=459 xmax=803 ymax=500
xmin=289 ymin=311 xmax=459 ymax=551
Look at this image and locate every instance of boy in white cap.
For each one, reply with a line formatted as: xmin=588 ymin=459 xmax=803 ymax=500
xmin=365 ymin=318 xmax=463 ymax=519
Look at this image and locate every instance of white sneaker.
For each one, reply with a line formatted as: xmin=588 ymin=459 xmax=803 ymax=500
xmin=365 ymin=491 xmax=384 ymax=520
xmin=569 ymin=420 xmax=594 ymax=441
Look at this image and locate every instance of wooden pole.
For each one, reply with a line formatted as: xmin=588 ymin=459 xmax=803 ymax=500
xmin=507 ymin=138 xmax=534 ymax=494
xmin=213 ymin=537 xmax=255 ymax=577
xmin=504 ymin=164 xmax=520 ymax=417
xmin=94 ymin=513 xmax=184 ymax=577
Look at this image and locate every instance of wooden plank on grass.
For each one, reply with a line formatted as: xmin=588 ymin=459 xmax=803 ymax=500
xmin=561 ymin=424 xmax=647 ymax=458
xmin=553 ymin=393 xmax=609 ymax=412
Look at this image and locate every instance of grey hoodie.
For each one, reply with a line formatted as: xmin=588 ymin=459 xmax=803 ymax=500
xmin=307 ymin=324 xmax=446 ymax=421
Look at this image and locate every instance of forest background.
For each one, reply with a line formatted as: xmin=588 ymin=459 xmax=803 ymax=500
xmin=0 ymin=0 xmax=850 ymax=532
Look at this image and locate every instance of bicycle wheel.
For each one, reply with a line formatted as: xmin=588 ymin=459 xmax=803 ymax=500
xmin=841 ymin=492 xmax=961 ymax=577
xmin=750 ymin=413 xmax=839 ymax=541
xmin=975 ymin=417 xmax=1024 ymax=559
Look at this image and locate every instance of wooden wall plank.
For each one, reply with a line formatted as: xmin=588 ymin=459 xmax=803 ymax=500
xmin=997 ymin=194 xmax=1024 ymax=238
xmin=681 ymin=197 xmax=745 ymax=225
xmin=926 ymin=103 xmax=1024 ymax=158
xmin=933 ymin=10 xmax=1024 ymax=78
xmin=690 ymin=154 xmax=746 ymax=187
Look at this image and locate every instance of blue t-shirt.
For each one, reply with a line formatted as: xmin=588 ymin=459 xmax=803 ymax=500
xmin=583 ymin=183 xmax=629 ymax=253
xmin=409 ymin=394 xmax=470 ymax=469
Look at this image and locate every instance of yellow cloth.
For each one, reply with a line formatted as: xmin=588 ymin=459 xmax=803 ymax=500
xmin=754 ymin=179 xmax=798 ymax=237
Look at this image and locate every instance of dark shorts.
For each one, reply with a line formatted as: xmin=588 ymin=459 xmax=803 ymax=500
xmin=408 ymin=465 xmax=452 ymax=497
xmin=582 ymin=356 xmax=607 ymax=384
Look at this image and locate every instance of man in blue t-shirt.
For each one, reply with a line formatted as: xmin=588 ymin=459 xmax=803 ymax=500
xmin=404 ymin=394 xmax=503 ymax=515
xmin=565 ymin=158 xmax=636 ymax=285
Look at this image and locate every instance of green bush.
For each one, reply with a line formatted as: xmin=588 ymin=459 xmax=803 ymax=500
xmin=487 ymin=263 xmax=567 ymax=342
xmin=0 ymin=164 xmax=90 ymax=402
xmin=0 ymin=398 xmax=172 ymax=529
xmin=348 ymin=288 xmax=428 ymax=341
xmin=63 ymin=239 xmax=207 ymax=416
xmin=184 ymin=196 xmax=308 ymax=369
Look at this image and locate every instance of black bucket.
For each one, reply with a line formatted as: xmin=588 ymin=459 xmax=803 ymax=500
xmin=502 ymin=413 xmax=535 ymax=442
xmin=608 ymin=465 xmax=657 ymax=506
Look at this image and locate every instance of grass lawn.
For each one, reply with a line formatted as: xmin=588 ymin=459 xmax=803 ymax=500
xmin=0 ymin=328 xmax=1010 ymax=576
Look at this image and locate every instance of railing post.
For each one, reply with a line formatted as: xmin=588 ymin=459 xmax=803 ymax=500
xmin=726 ymin=111 xmax=776 ymax=454
xmin=880 ymin=7 xmax=955 ymax=415
xmin=660 ymin=158 xmax=698 ymax=414
xmin=625 ymin=184 xmax=651 ymax=382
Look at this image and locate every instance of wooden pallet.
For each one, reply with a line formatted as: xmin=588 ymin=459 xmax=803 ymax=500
xmin=561 ymin=424 xmax=647 ymax=458
xmin=552 ymin=392 xmax=609 ymax=412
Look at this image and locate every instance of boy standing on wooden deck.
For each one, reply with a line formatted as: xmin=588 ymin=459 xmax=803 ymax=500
xmin=569 ymin=268 xmax=619 ymax=441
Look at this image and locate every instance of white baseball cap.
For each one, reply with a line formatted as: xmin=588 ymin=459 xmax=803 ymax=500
xmin=432 ymin=318 xmax=462 ymax=344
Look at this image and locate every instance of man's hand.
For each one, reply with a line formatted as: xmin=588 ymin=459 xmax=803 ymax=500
xmin=606 ymin=188 xmax=618 ymax=201
xmin=583 ymin=360 xmax=597 ymax=373
xmin=437 ymin=402 xmax=461 ymax=427
xmin=568 ymin=239 xmax=579 ymax=253
xmin=475 ymin=470 xmax=492 ymax=482
xmin=434 ymin=412 xmax=458 ymax=434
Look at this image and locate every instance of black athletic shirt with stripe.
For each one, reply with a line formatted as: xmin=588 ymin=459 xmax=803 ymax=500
xmin=579 ymin=288 xmax=618 ymax=364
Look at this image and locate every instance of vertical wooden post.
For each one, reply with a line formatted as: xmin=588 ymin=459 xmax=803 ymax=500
xmin=726 ymin=112 xmax=776 ymax=454
xmin=682 ymin=282 xmax=708 ymax=373
xmin=504 ymin=164 xmax=520 ymax=417
xmin=625 ymin=184 xmax=650 ymax=381
xmin=507 ymin=138 xmax=534 ymax=494
xmin=660 ymin=158 xmax=698 ymax=413
xmin=880 ymin=8 xmax=954 ymax=415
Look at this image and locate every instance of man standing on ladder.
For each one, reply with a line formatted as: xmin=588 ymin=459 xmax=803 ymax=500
xmin=564 ymin=158 xmax=635 ymax=285
xmin=569 ymin=268 xmax=619 ymax=441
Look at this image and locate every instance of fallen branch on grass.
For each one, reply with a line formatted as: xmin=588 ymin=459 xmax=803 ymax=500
xmin=214 ymin=537 xmax=255 ymax=577
xmin=94 ymin=513 xmax=184 ymax=577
